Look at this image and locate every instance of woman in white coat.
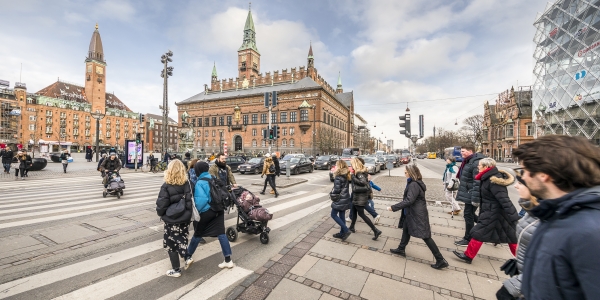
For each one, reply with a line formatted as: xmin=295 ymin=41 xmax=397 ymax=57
xmin=443 ymin=157 xmax=461 ymax=215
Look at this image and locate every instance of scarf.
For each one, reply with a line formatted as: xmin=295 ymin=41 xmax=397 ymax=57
xmin=456 ymin=154 xmax=473 ymax=178
xmin=215 ymin=160 xmax=227 ymax=169
xmin=475 ymin=167 xmax=493 ymax=180
xmin=443 ymin=162 xmax=456 ymax=181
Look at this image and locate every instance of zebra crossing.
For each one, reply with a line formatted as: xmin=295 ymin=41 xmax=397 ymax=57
xmin=0 ymin=172 xmax=331 ymax=299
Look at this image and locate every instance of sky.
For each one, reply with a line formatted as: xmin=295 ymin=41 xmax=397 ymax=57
xmin=0 ymin=0 xmax=552 ymax=148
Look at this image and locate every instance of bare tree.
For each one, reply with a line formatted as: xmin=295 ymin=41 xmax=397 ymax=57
xmin=460 ymin=114 xmax=484 ymax=147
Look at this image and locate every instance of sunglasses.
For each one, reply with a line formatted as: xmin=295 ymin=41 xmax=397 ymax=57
xmin=512 ymin=167 xmax=524 ymax=177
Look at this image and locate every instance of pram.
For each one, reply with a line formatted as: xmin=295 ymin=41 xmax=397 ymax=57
xmin=226 ymin=187 xmax=271 ymax=244
xmin=103 ymin=172 xmax=125 ymax=199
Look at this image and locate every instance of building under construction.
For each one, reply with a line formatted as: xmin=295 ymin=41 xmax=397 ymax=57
xmin=0 ymin=86 xmax=21 ymax=149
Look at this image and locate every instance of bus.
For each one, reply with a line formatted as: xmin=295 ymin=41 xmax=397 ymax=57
xmin=444 ymin=146 xmax=463 ymax=162
xmin=342 ymin=148 xmax=360 ymax=157
xmin=427 ymin=152 xmax=437 ymax=159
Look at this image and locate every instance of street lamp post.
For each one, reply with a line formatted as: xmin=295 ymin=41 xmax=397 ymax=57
xmin=160 ymin=50 xmax=174 ymax=154
xmin=219 ymin=129 xmax=224 ymax=154
xmin=312 ymin=104 xmax=316 ymax=155
xmin=90 ymin=112 xmax=105 ymax=162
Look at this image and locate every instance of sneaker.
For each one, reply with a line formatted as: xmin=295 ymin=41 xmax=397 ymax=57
xmin=218 ymin=260 xmax=234 ymax=269
xmin=341 ymin=231 xmax=351 ymax=241
xmin=345 ymin=217 xmax=351 ymax=222
xmin=166 ymin=269 xmax=182 ymax=277
xmin=184 ymin=257 xmax=194 ymax=270
xmin=374 ymin=215 xmax=381 ymax=225
xmin=454 ymin=239 xmax=470 ymax=246
xmin=21 ymin=178 xmax=25 ymax=180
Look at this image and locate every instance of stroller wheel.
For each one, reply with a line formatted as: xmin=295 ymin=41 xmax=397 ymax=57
xmin=120 ymin=190 xmax=124 ymax=196
xmin=260 ymin=232 xmax=269 ymax=244
xmin=102 ymin=191 xmax=107 ymax=198
xmin=226 ymin=226 xmax=238 ymax=242
xmin=116 ymin=192 xmax=120 ymax=199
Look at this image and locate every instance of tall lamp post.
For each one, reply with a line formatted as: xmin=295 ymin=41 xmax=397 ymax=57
xmin=90 ymin=111 xmax=105 ymax=162
xmin=311 ymin=104 xmax=316 ymax=155
xmin=160 ymin=50 xmax=174 ymax=154
xmin=219 ymin=129 xmax=224 ymax=154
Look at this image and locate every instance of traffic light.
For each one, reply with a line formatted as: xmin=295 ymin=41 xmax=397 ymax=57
xmin=264 ymin=92 xmax=270 ymax=108
xmin=262 ymin=128 xmax=268 ymax=139
xmin=269 ymin=128 xmax=274 ymax=139
xmin=399 ymin=114 xmax=411 ymax=138
xmin=139 ymin=113 xmax=145 ymax=123
xmin=272 ymin=91 xmax=277 ymax=107
xmin=136 ymin=133 xmax=141 ymax=144
xmin=273 ymin=125 xmax=279 ymax=139
xmin=418 ymin=115 xmax=424 ymax=138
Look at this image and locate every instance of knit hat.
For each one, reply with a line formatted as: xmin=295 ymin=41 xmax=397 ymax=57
xmin=194 ymin=161 xmax=210 ymax=177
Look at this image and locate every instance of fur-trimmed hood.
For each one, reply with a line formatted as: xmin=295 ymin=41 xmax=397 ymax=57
xmin=483 ymin=168 xmax=515 ymax=186
xmin=334 ymin=167 xmax=350 ymax=178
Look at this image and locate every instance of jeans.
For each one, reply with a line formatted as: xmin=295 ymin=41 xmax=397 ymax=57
xmin=463 ymin=203 xmax=479 ymax=240
xmin=187 ymin=234 xmax=231 ymax=259
xmin=15 ymin=168 xmax=24 ymax=178
xmin=2 ymin=163 xmax=10 ymax=173
xmin=330 ymin=209 xmax=348 ymax=234
xmin=397 ymin=225 xmax=444 ymax=261
xmin=62 ymin=163 xmax=68 ymax=172
xmin=444 ymin=190 xmax=461 ymax=211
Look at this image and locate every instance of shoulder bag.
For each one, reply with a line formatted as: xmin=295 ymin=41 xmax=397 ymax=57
xmin=188 ymin=180 xmax=201 ymax=222
xmin=447 ymin=179 xmax=460 ymax=191
xmin=329 ymin=186 xmax=341 ymax=202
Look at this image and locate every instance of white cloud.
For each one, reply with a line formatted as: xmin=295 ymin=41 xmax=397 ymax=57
xmin=94 ymin=0 xmax=136 ymax=22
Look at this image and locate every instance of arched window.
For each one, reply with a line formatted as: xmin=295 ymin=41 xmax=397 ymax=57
xmin=205 ymin=140 xmax=209 ymax=147
xmin=289 ymin=139 xmax=295 ymax=147
xmin=282 ymin=139 xmax=287 ymax=147
xmin=261 ymin=140 xmax=266 ymax=147
xmin=252 ymin=139 xmax=257 ymax=147
xmin=212 ymin=140 xmax=216 ymax=147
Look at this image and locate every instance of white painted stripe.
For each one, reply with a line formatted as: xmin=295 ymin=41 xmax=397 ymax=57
xmin=178 ymin=268 xmax=253 ymax=300
xmin=260 ymin=190 xmax=307 ymax=205
xmin=265 ymin=192 xmax=327 ymax=212
xmin=305 ymin=183 xmax=329 ymax=186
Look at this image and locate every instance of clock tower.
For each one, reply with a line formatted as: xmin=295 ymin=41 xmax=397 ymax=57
xmin=85 ymin=23 xmax=107 ymax=114
xmin=238 ymin=6 xmax=260 ymax=81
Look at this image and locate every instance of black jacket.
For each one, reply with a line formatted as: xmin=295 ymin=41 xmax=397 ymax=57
xmin=331 ymin=171 xmax=351 ymax=211
xmin=24 ymin=155 xmax=32 ymax=170
xmin=522 ymin=186 xmax=600 ymax=300
xmin=456 ymin=152 xmax=484 ymax=204
xmin=273 ymin=156 xmax=280 ymax=176
xmin=156 ymin=182 xmax=193 ymax=224
xmin=351 ymin=172 xmax=369 ymax=206
xmin=2 ymin=149 xmax=13 ymax=164
xmin=101 ymin=157 xmax=122 ymax=173
xmin=16 ymin=154 xmax=29 ymax=169
xmin=470 ymin=168 xmax=519 ymax=243
xmin=391 ymin=180 xmax=431 ymax=239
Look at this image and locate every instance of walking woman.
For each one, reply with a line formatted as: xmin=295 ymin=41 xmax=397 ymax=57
xmin=14 ymin=151 xmax=27 ymax=180
xmin=59 ymin=150 xmax=70 ymax=173
xmin=348 ymin=157 xmax=382 ymax=240
xmin=260 ymin=155 xmax=279 ymax=197
xmin=387 ymin=164 xmax=449 ymax=269
xmin=156 ymin=160 xmax=193 ymax=277
xmin=454 ymin=158 xmax=519 ymax=264
xmin=330 ymin=160 xmax=352 ymax=241
xmin=443 ymin=157 xmax=461 ymax=215
xmin=186 ymin=161 xmax=235 ymax=269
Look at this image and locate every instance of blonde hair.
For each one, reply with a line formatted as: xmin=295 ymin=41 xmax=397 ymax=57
xmin=334 ymin=160 xmax=351 ymax=180
xmin=164 ymin=160 xmax=187 ymax=185
xmin=350 ymin=157 xmax=367 ymax=173
xmin=479 ymin=157 xmax=496 ymax=168
xmin=405 ymin=164 xmax=423 ymax=180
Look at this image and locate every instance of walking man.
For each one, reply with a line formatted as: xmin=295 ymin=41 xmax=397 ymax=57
xmin=2 ymin=147 xmax=13 ymax=174
xmin=454 ymin=145 xmax=484 ymax=246
xmin=209 ymin=153 xmax=237 ymax=188
xmin=513 ymin=135 xmax=600 ymax=299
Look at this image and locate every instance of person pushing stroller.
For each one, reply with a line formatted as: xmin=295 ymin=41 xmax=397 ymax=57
xmin=100 ymin=153 xmax=122 ymax=190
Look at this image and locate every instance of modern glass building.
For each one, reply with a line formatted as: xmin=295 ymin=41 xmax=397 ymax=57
xmin=533 ymin=0 xmax=600 ymax=144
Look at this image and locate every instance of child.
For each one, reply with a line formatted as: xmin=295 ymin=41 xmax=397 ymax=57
xmin=368 ymin=176 xmax=382 ymax=224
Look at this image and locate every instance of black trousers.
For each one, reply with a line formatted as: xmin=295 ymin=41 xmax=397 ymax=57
xmin=14 ymin=168 xmax=24 ymax=177
xmin=463 ymin=203 xmax=479 ymax=240
xmin=262 ymin=174 xmax=277 ymax=194
xmin=349 ymin=205 xmax=376 ymax=231
xmin=398 ymin=225 xmax=444 ymax=261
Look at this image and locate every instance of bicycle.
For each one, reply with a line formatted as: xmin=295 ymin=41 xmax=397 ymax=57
xmin=155 ymin=161 xmax=167 ymax=172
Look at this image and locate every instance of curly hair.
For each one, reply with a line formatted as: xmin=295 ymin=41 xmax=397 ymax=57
xmin=350 ymin=157 xmax=368 ymax=173
xmin=164 ymin=159 xmax=187 ymax=186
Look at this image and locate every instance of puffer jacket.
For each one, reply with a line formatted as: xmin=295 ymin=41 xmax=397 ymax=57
xmin=331 ymin=169 xmax=351 ymax=211
xmin=502 ymin=204 xmax=539 ymax=298
xmin=156 ymin=181 xmax=193 ymax=224
xmin=390 ymin=180 xmax=431 ymax=239
xmin=351 ymin=171 xmax=369 ymax=206
xmin=470 ymin=167 xmax=519 ymax=243
xmin=262 ymin=158 xmax=274 ymax=176
xmin=456 ymin=152 xmax=484 ymax=205
xmin=1 ymin=149 xmax=13 ymax=164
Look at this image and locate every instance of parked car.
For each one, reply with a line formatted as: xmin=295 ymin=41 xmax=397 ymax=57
xmin=401 ymin=156 xmax=411 ymax=164
xmin=363 ymin=157 xmax=380 ymax=175
xmin=280 ymin=157 xmax=313 ymax=175
xmin=307 ymin=155 xmax=315 ymax=163
xmin=237 ymin=157 xmax=264 ymax=174
xmin=376 ymin=156 xmax=387 ymax=170
xmin=385 ymin=155 xmax=398 ymax=167
xmin=209 ymin=156 xmax=246 ymax=172
xmin=313 ymin=155 xmax=337 ymax=170
xmin=329 ymin=160 xmax=354 ymax=182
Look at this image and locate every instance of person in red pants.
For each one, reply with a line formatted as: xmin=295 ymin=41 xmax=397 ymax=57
xmin=454 ymin=158 xmax=520 ymax=263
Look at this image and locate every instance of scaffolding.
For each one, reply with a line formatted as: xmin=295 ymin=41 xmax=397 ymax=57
xmin=0 ymin=88 xmax=20 ymax=148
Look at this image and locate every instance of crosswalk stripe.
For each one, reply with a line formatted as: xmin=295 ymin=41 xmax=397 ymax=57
xmin=178 ymin=268 xmax=254 ymax=300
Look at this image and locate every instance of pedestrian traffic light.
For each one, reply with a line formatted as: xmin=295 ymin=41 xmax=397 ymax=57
xmin=399 ymin=114 xmax=411 ymax=138
xmin=136 ymin=133 xmax=141 ymax=144
xmin=269 ymin=128 xmax=274 ymax=139
xmin=418 ymin=115 xmax=424 ymax=138
xmin=273 ymin=125 xmax=279 ymax=139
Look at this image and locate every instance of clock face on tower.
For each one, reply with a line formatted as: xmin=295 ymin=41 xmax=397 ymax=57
xmin=96 ymin=66 xmax=104 ymax=75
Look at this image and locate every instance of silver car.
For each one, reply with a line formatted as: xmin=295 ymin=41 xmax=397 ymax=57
xmin=363 ymin=157 xmax=380 ymax=174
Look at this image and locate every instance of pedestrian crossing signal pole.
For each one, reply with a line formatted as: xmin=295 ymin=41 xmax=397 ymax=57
xmin=265 ymin=91 xmax=278 ymax=154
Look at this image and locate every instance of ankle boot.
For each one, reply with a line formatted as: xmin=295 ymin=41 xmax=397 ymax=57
xmin=390 ymin=248 xmax=406 ymax=256
xmin=431 ymin=259 xmax=449 ymax=269
xmin=372 ymin=228 xmax=382 ymax=240
xmin=259 ymin=190 xmax=265 ymax=195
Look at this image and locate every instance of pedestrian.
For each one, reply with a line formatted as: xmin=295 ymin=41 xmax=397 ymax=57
xmin=496 ymin=176 xmax=540 ymax=300
xmin=85 ymin=146 xmax=93 ymax=162
xmin=14 ymin=151 xmax=27 ymax=180
xmin=209 ymin=152 xmax=237 ymax=188
xmin=109 ymin=147 xmax=116 ymax=155
xmin=270 ymin=153 xmax=281 ymax=194
xmin=347 ymin=158 xmax=380 ymax=224
xmin=182 ymin=152 xmax=191 ymax=171
xmin=260 ymin=155 xmax=279 ymax=197
xmin=23 ymin=152 xmax=32 ymax=177
xmin=443 ymin=156 xmax=461 ymax=215
xmin=156 ymin=160 xmax=193 ymax=278
xmin=163 ymin=151 xmax=171 ymax=163
xmin=100 ymin=153 xmax=122 ymax=190
xmin=100 ymin=148 xmax=107 ymax=156
xmin=2 ymin=147 xmax=13 ymax=174
xmin=510 ymin=135 xmax=600 ymax=299
xmin=186 ymin=161 xmax=234 ymax=269
xmin=387 ymin=164 xmax=449 ymax=270
xmin=59 ymin=150 xmax=70 ymax=173
xmin=330 ymin=160 xmax=352 ymax=241
xmin=454 ymin=145 xmax=484 ymax=246
xmin=453 ymin=158 xmax=519 ymax=264
xmin=148 ymin=153 xmax=156 ymax=172
xmin=348 ymin=157 xmax=382 ymax=240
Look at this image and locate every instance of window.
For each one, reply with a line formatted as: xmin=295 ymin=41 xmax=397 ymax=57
xmin=212 ymin=140 xmax=216 ymax=147
xmin=261 ymin=140 xmax=266 ymax=147
xmin=85 ymin=129 xmax=90 ymax=136
xmin=60 ymin=112 xmax=66 ymax=118
xmin=29 ymin=115 xmax=36 ymax=121
xmin=283 ymin=127 xmax=288 ymax=136
xmin=506 ymin=124 xmax=514 ymax=137
xmin=290 ymin=127 xmax=295 ymax=135
xmin=219 ymin=117 xmax=224 ymax=126
xmin=227 ymin=116 xmax=232 ymax=125
xmin=243 ymin=115 xmax=248 ymax=125
xmin=261 ymin=113 xmax=267 ymax=124
xmin=29 ymin=124 xmax=35 ymax=130
xmin=212 ymin=130 xmax=216 ymax=137
xmin=204 ymin=117 xmax=209 ymax=127
xmin=289 ymin=139 xmax=295 ymax=147
xmin=526 ymin=123 xmax=533 ymax=136
xmin=252 ymin=139 xmax=257 ymax=147
xmin=290 ymin=111 xmax=297 ymax=122
xmin=280 ymin=112 xmax=287 ymax=123
xmin=85 ymin=115 xmax=90 ymax=121
xmin=46 ymin=111 xmax=52 ymax=116
xmin=271 ymin=112 xmax=277 ymax=124
xmin=323 ymin=112 xmax=326 ymax=121
xmin=282 ymin=139 xmax=287 ymax=147
xmin=205 ymin=130 xmax=209 ymax=137
xmin=252 ymin=114 xmax=258 ymax=124
xmin=205 ymin=140 xmax=209 ymax=147
xmin=73 ymin=114 xmax=78 ymax=120
xmin=212 ymin=117 xmax=217 ymax=126
xmin=252 ymin=128 xmax=257 ymax=136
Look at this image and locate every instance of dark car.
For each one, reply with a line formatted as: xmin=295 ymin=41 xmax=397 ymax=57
xmin=313 ymin=155 xmax=337 ymax=170
xmin=209 ymin=156 xmax=246 ymax=172
xmin=237 ymin=157 xmax=264 ymax=175
xmin=376 ymin=156 xmax=387 ymax=170
xmin=280 ymin=157 xmax=313 ymax=175
xmin=385 ymin=155 xmax=398 ymax=167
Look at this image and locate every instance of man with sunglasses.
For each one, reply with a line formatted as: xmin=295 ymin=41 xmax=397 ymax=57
xmin=512 ymin=135 xmax=600 ymax=300
xmin=454 ymin=145 xmax=484 ymax=246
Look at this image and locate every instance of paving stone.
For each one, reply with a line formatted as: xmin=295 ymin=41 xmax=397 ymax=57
xmin=266 ymin=262 xmax=294 ymax=277
xmin=271 ymin=253 xmax=283 ymax=262
xmin=302 ymin=236 xmax=321 ymax=244
xmin=295 ymin=241 xmax=315 ymax=250
xmin=345 ymin=231 xmax=387 ymax=249
xmin=0 ymin=235 xmax=42 ymax=253
xmin=238 ymin=285 xmax=271 ymax=300
xmin=39 ymin=226 xmax=99 ymax=244
xmin=304 ymin=259 xmax=369 ymax=296
xmin=404 ymin=260 xmax=472 ymax=296
xmin=288 ymin=248 xmax=310 ymax=257
xmin=255 ymin=273 xmax=284 ymax=289
xmin=467 ymin=272 xmax=502 ymax=300
xmin=310 ymin=240 xmax=357 ymax=261
xmin=279 ymin=254 xmax=303 ymax=266
xmin=266 ymin=278 xmax=322 ymax=300
xmin=263 ymin=260 xmax=275 ymax=268
xmin=240 ymin=273 xmax=261 ymax=288
xmin=430 ymin=224 xmax=464 ymax=238
xmin=226 ymin=285 xmax=246 ymax=300
xmin=319 ymin=293 xmax=338 ymax=300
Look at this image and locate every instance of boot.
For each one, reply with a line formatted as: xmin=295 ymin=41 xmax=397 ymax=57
xmin=259 ymin=190 xmax=265 ymax=195
xmin=274 ymin=192 xmax=279 ymax=198
xmin=431 ymin=259 xmax=449 ymax=269
xmin=390 ymin=248 xmax=406 ymax=257
xmin=372 ymin=228 xmax=382 ymax=241
xmin=270 ymin=189 xmax=275 ymax=194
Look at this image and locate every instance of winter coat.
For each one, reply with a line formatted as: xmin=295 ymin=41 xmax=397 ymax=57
xmin=331 ymin=169 xmax=351 ymax=211
xmin=2 ymin=149 xmax=13 ymax=164
xmin=100 ymin=157 xmax=122 ymax=173
xmin=351 ymin=172 xmax=369 ymax=206
xmin=262 ymin=159 xmax=275 ymax=176
xmin=456 ymin=152 xmax=484 ymax=204
xmin=16 ymin=155 xmax=28 ymax=169
xmin=390 ymin=180 xmax=431 ymax=239
xmin=85 ymin=148 xmax=93 ymax=160
xmin=209 ymin=163 xmax=236 ymax=185
xmin=59 ymin=153 xmax=70 ymax=164
xmin=470 ymin=168 xmax=519 ymax=243
xmin=193 ymin=172 xmax=213 ymax=214
xmin=522 ymin=186 xmax=600 ymax=300
xmin=273 ymin=156 xmax=280 ymax=176
xmin=156 ymin=181 xmax=193 ymax=224
xmin=503 ymin=206 xmax=539 ymax=298
xmin=24 ymin=155 xmax=32 ymax=170
xmin=443 ymin=165 xmax=458 ymax=190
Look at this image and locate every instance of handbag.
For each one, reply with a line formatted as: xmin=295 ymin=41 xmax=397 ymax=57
xmin=166 ymin=196 xmax=186 ymax=218
xmin=188 ymin=180 xmax=200 ymax=222
xmin=329 ymin=189 xmax=341 ymax=202
xmin=500 ymin=258 xmax=519 ymax=276
xmin=447 ymin=179 xmax=459 ymax=191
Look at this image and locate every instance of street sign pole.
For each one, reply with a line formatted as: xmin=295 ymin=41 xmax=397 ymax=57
xmin=134 ymin=123 xmax=139 ymax=172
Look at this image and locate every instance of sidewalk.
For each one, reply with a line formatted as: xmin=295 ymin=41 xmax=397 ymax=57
xmin=229 ymin=165 xmax=513 ymax=300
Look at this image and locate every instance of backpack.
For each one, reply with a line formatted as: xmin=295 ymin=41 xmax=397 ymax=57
xmin=268 ymin=164 xmax=275 ymax=174
xmin=200 ymin=177 xmax=235 ymax=212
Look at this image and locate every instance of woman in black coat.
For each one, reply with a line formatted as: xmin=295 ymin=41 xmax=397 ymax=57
xmin=330 ymin=160 xmax=352 ymax=241
xmin=156 ymin=160 xmax=193 ymax=278
xmin=454 ymin=158 xmax=519 ymax=264
xmin=348 ymin=157 xmax=382 ymax=240
xmin=85 ymin=146 xmax=93 ymax=162
xmin=387 ymin=164 xmax=449 ymax=270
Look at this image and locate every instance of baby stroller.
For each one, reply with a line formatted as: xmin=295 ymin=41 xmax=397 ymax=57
xmin=103 ymin=172 xmax=125 ymax=198
xmin=226 ymin=187 xmax=272 ymax=244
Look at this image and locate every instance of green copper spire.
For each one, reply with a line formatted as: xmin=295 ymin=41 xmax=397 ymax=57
xmin=337 ymin=72 xmax=342 ymax=88
xmin=211 ymin=62 xmax=217 ymax=77
xmin=239 ymin=5 xmax=260 ymax=53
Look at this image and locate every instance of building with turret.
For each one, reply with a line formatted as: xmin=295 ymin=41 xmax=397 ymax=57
xmin=177 ymin=7 xmax=355 ymax=156
xmin=0 ymin=24 xmax=141 ymax=153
